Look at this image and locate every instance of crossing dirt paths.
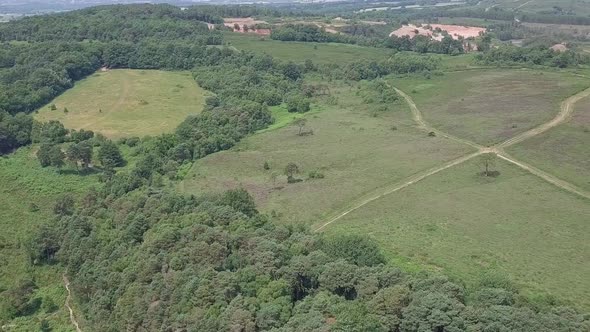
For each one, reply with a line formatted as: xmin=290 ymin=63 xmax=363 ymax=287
xmin=314 ymin=85 xmax=590 ymax=231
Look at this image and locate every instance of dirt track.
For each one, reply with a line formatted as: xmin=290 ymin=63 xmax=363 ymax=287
xmin=64 ymin=275 xmax=82 ymax=332
xmin=314 ymin=85 xmax=590 ymax=232
xmin=393 ymin=87 xmax=484 ymax=149
xmin=314 ymin=151 xmax=483 ymax=231
xmin=499 ymin=87 xmax=590 ymax=148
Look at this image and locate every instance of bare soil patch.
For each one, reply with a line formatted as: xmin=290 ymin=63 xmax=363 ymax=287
xmin=224 ymin=17 xmax=271 ymax=35
xmin=390 ymin=24 xmax=486 ymax=40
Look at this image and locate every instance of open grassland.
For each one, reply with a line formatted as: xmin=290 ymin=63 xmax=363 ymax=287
xmin=180 ymin=80 xmax=475 ymax=225
xmin=392 ymin=69 xmax=590 ymax=146
xmin=36 ymin=70 xmax=207 ymax=139
xmin=0 ymin=147 xmax=101 ymax=331
xmin=321 ymin=156 xmax=590 ymax=309
xmin=224 ymin=32 xmax=396 ymax=64
xmin=507 ymin=94 xmax=590 ymax=191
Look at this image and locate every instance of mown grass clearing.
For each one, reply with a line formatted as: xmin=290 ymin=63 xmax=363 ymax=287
xmin=507 ymin=94 xmax=590 ymax=191
xmin=321 ymin=156 xmax=590 ymax=310
xmin=180 ymin=80 xmax=474 ymax=225
xmin=392 ymin=69 xmax=590 ymax=146
xmin=224 ymin=32 xmax=396 ymax=64
xmin=36 ymin=70 xmax=208 ymax=139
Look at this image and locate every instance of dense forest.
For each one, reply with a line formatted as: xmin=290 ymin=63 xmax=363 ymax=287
xmin=26 ymin=186 xmax=590 ymax=331
xmin=1 ymin=3 xmax=590 ymax=331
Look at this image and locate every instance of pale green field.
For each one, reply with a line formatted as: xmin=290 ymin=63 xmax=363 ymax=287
xmin=322 ymin=156 xmax=590 ymax=309
xmin=224 ymin=32 xmax=396 ymax=64
xmin=508 ymin=94 xmax=590 ymax=191
xmin=36 ymin=70 xmax=208 ymax=138
xmin=392 ymin=69 xmax=590 ymax=146
xmin=180 ymin=80 xmax=474 ymax=225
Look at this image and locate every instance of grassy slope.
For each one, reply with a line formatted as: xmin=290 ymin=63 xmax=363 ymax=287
xmin=323 ymin=156 xmax=590 ymax=309
xmin=35 ymin=70 xmax=208 ymax=139
xmin=507 ymin=94 xmax=590 ymax=191
xmin=0 ymin=147 xmax=101 ymax=331
xmin=0 ymin=144 xmax=138 ymax=331
xmin=224 ymin=32 xmax=396 ymax=64
xmin=392 ymin=69 xmax=590 ymax=146
xmin=180 ymin=80 xmax=474 ymax=225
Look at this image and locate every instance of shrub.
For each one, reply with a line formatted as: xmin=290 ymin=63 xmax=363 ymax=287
xmin=308 ymin=170 xmax=325 ymax=179
xmin=322 ymin=234 xmax=386 ymax=266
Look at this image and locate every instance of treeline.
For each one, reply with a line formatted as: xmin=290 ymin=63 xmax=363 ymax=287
xmin=442 ymin=7 xmax=590 ymax=26
xmin=0 ymin=42 xmax=102 ymax=115
xmin=385 ymin=35 xmax=466 ymax=55
xmin=188 ymin=4 xmax=289 ymax=18
xmin=0 ymin=4 xmax=221 ymax=42
xmin=356 ymin=6 xmax=590 ymax=26
xmin=271 ymin=23 xmax=465 ymax=55
xmin=0 ymin=4 xmax=227 ymax=116
xmin=476 ymin=45 xmax=588 ymax=68
xmin=271 ymin=24 xmax=358 ymax=43
xmin=317 ymin=53 xmax=440 ymax=81
xmin=0 ymin=41 xmax=239 ymax=115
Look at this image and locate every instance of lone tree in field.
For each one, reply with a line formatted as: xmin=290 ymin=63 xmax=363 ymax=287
xmin=479 ymin=153 xmax=497 ymax=177
xmin=294 ymin=118 xmax=307 ymax=135
xmin=284 ymin=162 xmax=301 ymax=183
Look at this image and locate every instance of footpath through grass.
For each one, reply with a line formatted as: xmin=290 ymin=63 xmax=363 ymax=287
xmin=36 ymin=70 xmax=208 ymax=139
xmin=322 ymin=156 xmax=590 ymax=310
xmin=180 ymin=79 xmax=474 ymax=225
xmin=392 ymin=69 xmax=590 ymax=146
xmin=508 ymin=94 xmax=590 ymax=192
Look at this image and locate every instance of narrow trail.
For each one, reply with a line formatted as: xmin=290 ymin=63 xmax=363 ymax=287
xmin=496 ymin=151 xmax=590 ymax=200
xmin=393 ymin=87 xmax=484 ymax=150
xmin=515 ymin=0 xmax=534 ymax=9
xmin=314 ymin=84 xmax=590 ymax=231
xmin=313 ymin=151 xmax=483 ymax=231
xmin=498 ymin=87 xmax=590 ymax=148
xmin=63 ymin=275 xmax=82 ymax=332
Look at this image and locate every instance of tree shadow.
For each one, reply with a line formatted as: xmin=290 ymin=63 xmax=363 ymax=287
xmin=59 ymin=167 xmax=102 ymax=176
